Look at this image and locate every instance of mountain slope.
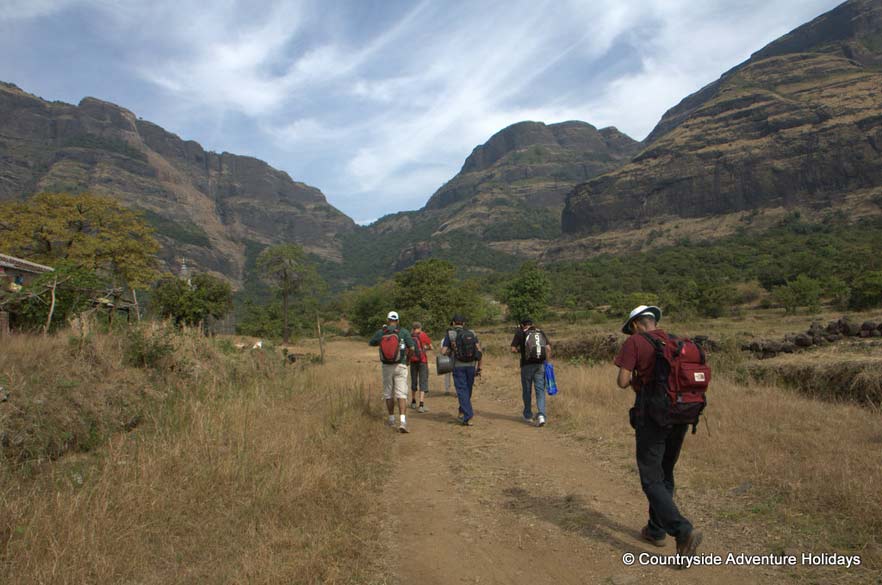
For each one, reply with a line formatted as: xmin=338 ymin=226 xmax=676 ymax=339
xmin=0 ymin=82 xmax=355 ymax=284
xmin=561 ymin=0 xmax=882 ymax=239
xmin=337 ymin=120 xmax=639 ymax=282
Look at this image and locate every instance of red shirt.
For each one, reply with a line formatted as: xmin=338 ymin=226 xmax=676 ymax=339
xmin=613 ymin=331 xmax=662 ymax=391
xmin=411 ymin=331 xmax=432 ymax=363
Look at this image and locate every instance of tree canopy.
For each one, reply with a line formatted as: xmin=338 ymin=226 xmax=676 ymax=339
xmin=0 ymin=192 xmax=159 ymax=288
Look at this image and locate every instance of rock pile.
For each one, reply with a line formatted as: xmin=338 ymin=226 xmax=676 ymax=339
xmin=742 ymin=316 xmax=882 ymax=359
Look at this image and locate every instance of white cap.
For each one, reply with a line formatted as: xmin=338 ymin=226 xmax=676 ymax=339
xmin=621 ymin=305 xmax=662 ymax=334
xmin=387 ymin=311 xmax=399 ymax=321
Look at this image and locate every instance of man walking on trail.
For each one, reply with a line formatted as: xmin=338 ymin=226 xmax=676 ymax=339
xmin=369 ymin=311 xmax=415 ymax=433
xmin=409 ymin=322 xmax=433 ymax=413
xmin=510 ymin=317 xmax=552 ymax=427
xmin=441 ymin=314 xmax=482 ymax=426
xmin=614 ymin=305 xmax=703 ymax=559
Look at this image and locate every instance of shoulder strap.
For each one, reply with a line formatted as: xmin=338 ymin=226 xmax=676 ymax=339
xmin=639 ymin=332 xmax=665 ymax=350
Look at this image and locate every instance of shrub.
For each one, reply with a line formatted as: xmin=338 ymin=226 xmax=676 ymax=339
xmin=848 ymin=271 xmax=882 ymax=310
xmin=773 ymin=275 xmax=822 ymax=314
xmin=124 ymin=323 xmax=175 ymax=369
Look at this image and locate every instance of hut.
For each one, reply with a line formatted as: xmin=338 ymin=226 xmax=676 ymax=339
xmin=0 ymin=253 xmax=54 ymax=335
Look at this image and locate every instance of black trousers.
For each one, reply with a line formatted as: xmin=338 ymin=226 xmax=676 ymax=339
xmin=635 ymin=419 xmax=693 ymax=540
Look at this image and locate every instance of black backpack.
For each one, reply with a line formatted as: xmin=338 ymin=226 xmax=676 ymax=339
xmin=449 ymin=328 xmax=478 ymax=362
xmin=523 ymin=328 xmax=548 ymax=363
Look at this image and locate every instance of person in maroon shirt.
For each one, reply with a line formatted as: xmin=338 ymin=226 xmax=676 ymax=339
xmin=614 ymin=305 xmax=703 ymax=561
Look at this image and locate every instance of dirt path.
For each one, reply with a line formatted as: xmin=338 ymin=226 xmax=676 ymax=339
xmin=381 ymin=361 xmax=771 ymax=585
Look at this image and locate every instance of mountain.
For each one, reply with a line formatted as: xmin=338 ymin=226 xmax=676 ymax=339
xmin=560 ymin=0 xmax=882 ymax=244
xmin=0 ymin=82 xmax=355 ymax=284
xmin=335 ymin=120 xmax=639 ymax=282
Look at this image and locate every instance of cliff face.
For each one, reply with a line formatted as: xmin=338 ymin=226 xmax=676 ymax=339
xmin=0 ymin=83 xmax=355 ymax=283
xmin=562 ymin=0 xmax=882 ymax=235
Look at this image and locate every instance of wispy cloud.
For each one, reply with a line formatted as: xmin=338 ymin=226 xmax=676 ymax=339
xmin=0 ymin=0 xmax=844 ymax=222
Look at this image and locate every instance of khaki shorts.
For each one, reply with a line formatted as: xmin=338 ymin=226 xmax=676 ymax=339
xmin=382 ymin=363 xmax=409 ymax=400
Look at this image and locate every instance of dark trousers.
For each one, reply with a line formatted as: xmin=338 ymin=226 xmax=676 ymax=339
xmin=452 ymin=366 xmax=476 ymax=421
xmin=409 ymin=362 xmax=429 ymax=393
xmin=636 ymin=419 xmax=693 ymax=540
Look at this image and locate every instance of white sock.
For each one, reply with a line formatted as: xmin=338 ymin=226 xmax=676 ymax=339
xmin=400 ymin=414 xmax=406 ymax=425
xmin=388 ymin=415 xmax=395 ymax=424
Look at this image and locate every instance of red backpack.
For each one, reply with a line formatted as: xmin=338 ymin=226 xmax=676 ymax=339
xmin=640 ymin=331 xmax=710 ymax=432
xmin=410 ymin=333 xmax=423 ymax=363
xmin=379 ymin=327 xmax=402 ymax=364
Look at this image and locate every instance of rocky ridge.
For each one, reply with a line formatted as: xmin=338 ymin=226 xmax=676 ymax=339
xmin=0 ymin=82 xmax=355 ymax=284
xmin=561 ymin=0 xmax=882 ymax=237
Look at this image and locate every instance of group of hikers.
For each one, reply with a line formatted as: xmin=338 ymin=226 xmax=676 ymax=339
xmin=368 ymin=312 xmax=551 ymax=431
xmin=368 ymin=303 xmax=706 ymax=562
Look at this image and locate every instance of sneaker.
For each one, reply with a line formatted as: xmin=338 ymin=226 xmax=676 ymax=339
xmin=410 ymin=402 xmax=417 ymax=410
xmin=537 ymin=415 xmax=546 ymax=427
xmin=418 ymin=405 xmax=426 ymax=413
xmin=640 ymin=526 xmax=666 ymax=548
xmin=385 ymin=418 xmax=396 ymax=427
xmin=676 ymin=530 xmax=703 ymax=563
xmin=462 ymin=419 xmax=473 ymax=426
xmin=523 ymin=415 xmax=533 ymax=424
xmin=399 ymin=423 xmax=410 ymax=434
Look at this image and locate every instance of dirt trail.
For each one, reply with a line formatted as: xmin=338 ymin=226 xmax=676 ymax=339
xmin=378 ymin=357 xmax=770 ymax=585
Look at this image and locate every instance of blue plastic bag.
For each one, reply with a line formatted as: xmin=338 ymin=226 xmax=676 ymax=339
xmin=545 ymin=362 xmax=558 ymax=395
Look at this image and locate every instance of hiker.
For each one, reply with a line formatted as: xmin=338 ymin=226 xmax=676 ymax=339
xmin=409 ymin=322 xmax=434 ymax=412
xmin=368 ymin=311 xmax=416 ymax=433
xmin=441 ymin=314 xmax=482 ymax=426
xmin=614 ymin=305 xmax=703 ymax=558
xmin=510 ymin=316 xmax=551 ymax=427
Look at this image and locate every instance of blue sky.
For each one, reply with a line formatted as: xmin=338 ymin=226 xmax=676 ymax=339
xmin=1 ymin=0 xmax=842 ymax=224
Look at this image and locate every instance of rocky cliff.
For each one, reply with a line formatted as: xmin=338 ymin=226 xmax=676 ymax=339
xmin=0 ymin=82 xmax=355 ymax=284
xmin=562 ymin=0 xmax=882 ymax=236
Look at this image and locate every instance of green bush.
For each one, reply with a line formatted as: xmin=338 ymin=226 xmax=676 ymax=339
xmin=848 ymin=271 xmax=882 ymax=310
xmin=124 ymin=324 xmax=175 ymax=369
xmin=773 ymin=274 xmax=822 ymax=314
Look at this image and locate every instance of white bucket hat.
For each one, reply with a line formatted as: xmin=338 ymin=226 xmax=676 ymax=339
xmin=621 ymin=305 xmax=662 ymax=334
xmin=387 ymin=311 xmax=400 ymax=321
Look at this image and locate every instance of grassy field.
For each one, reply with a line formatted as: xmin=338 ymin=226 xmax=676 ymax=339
xmin=0 ymin=325 xmax=393 ymax=584
xmin=480 ymin=308 xmax=882 ymax=576
xmin=2 ymin=307 xmax=881 ymax=582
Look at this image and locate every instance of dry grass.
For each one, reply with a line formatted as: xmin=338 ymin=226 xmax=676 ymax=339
xmin=0 ymin=329 xmax=392 ymax=584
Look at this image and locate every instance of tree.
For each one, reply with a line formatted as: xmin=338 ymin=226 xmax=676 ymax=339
xmin=394 ymin=259 xmax=459 ymax=334
xmin=848 ymin=271 xmax=882 ymax=310
xmin=255 ymin=244 xmax=323 ymax=343
xmin=347 ymin=281 xmax=398 ymax=337
xmin=153 ymin=273 xmax=232 ymax=327
xmin=773 ymin=274 xmax=822 ymax=314
xmin=502 ymin=262 xmax=550 ymax=322
xmin=0 ymin=192 xmax=160 ymax=288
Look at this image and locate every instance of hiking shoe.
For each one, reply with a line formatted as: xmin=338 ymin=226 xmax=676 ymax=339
xmin=418 ymin=405 xmax=427 ymax=413
xmin=676 ymin=530 xmax=703 ymax=563
xmin=399 ymin=423 xmax=410 ymax=434
xmin=536 ymin=415 xmax=546 ymax=427
xmin=640 ymin=526 xmax=666 ymax=548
